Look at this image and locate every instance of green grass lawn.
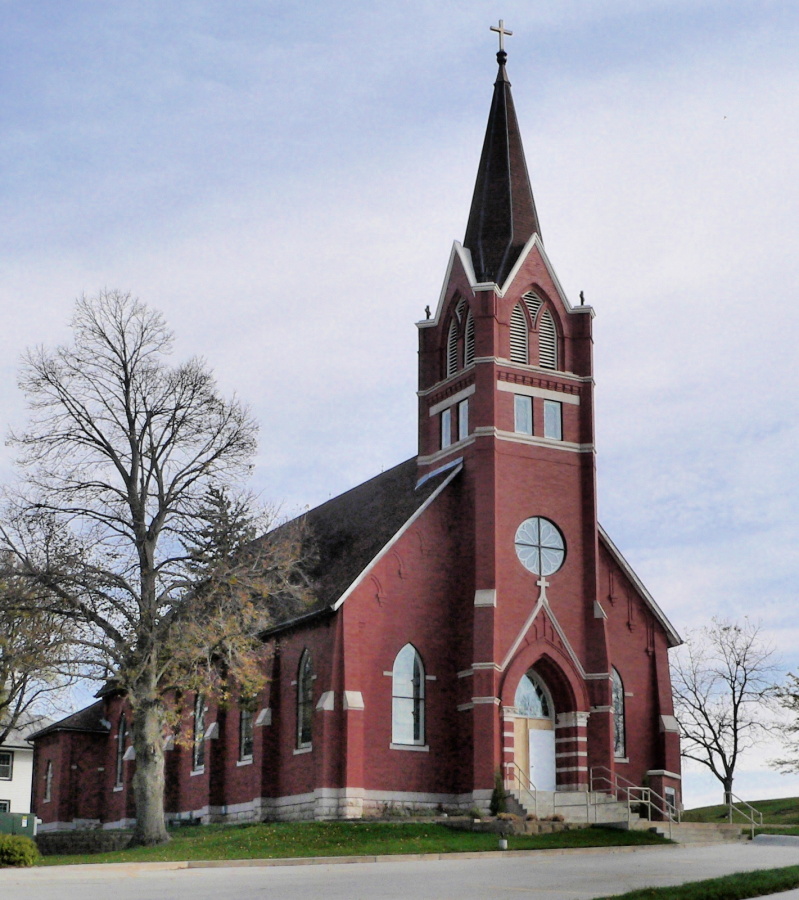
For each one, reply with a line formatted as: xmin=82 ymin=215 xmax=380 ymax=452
xmin=592 ymin=865 xmax=799 ymax=900
xmin=683 ymin=796 xmax=799 ymax=827
xmin=38 ymin=822 xmax=668 ymax=866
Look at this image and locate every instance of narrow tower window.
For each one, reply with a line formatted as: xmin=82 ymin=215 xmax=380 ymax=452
xmin=509 ymin=304 xmax=528 ymax=364
xmin=458 ymin=399 xmax=469 ymax=441
xmin=297 ymin=650 xmax=313 ymax=749
xmin=441 ymin=408 xmax=452 ymax=449
xmin=612 ymin=667 xmax=626 ymax=759
xmin=392 ymin=644 xmax=425 ymax=745
xmin=539 ymin=309 xmax=558 ymax=369
xmin=446 ymin=318 xmax=459 ymax=377
xmin=464 ymin=310 xmax=475 ymax=367
xmin=514 ymin=395 xmax=532 ymax=435
xmin=543 ymin=400 xmax=562 ymax=440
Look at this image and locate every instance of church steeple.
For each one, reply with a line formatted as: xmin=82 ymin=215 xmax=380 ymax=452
xmin=463 ymin=40 xmax=541 ymax=286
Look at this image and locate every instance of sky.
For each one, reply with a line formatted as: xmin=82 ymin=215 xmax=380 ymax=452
xmin=2 ymin=0 xmax=798 ymax=808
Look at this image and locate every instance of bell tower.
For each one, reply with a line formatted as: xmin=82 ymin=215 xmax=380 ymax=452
xmin=417 ymin=28 xmax=607 ymax=798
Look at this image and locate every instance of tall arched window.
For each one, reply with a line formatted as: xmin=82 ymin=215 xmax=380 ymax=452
xmin=510 ymin=303 xmax=528 ymax=364
xmin=538 ymin=309 xmax=558 ymax=369
xmin=612 ymin=667 xmax=626 ymax=758
xmin=464 ymin=310 xmax=475 ymax=367
xmin=297 ymin=650 xmax=313 ymax=749
xmin=192 ymin=694 xmax=206 ymax=770
xmin=446 ymin=318 xmax=459 ymax=377
xmin=392 ymin=644 xmax=425 ymax=745
xmin=44 ymin=760 xmax=54 ymax=802
xmin=115 ymin=713 xmax=127 ymax=787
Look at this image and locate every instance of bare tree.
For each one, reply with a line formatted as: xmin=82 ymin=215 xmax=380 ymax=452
xmin=671 ymin=617 xmax=780 ymax=805
xmin=772 ymin=674 xmax=799 ymax=773
xmin=0 ymin=570 xmax=77 ymax=745
xmin=0 ymin=291 xmax=312 ymax=845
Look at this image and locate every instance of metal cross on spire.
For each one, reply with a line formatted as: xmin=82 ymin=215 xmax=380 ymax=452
xmin=490 ymin=19 xmax=513 ymax=52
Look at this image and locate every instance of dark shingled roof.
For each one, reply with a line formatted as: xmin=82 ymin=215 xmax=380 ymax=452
xmin=463 ymin=50 xmax=541 ymax=286
xmin=266 ymin=457 xmax=460 ymax=630
xmin=30 ymin=700 xmax=109 ymax=740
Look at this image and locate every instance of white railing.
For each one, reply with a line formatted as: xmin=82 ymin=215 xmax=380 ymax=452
xmin=727 ymin=792 xmax=762 ymax=840
xmin=505 ymin=761 xmax=538 ymax=819
xmin=590 ymin=766 xmax=680 ymax=840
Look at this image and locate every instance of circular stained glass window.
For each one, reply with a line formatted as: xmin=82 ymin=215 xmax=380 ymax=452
xmin=514 ymin=517 xmax=565 ymax=576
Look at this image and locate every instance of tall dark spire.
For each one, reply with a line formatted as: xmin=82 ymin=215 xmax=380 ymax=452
xmin=463 ymin=49 xmax=541 ymax=285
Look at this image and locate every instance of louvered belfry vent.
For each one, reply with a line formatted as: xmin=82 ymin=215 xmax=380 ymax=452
xmin=510 ymin=303 xmax=528 ymax=364
xmin=523 ymin=291 xmax=543 ymax=327
xmin=446 ymin=318 xmax=459 ymax=377
xmin=539 ymin=309 xmax=557 ymax=369
xmin=464 ymin=310 xmax=475 ymax=367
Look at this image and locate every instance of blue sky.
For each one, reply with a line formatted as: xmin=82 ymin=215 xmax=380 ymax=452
xmin=2 ymin=1 xmax=799 ymax=807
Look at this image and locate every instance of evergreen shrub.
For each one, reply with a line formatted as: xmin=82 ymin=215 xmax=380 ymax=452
xmin=0 ymin=834 xmax=40 ymax=867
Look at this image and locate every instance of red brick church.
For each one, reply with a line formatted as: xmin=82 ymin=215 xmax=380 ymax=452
xmin=31 ymin=37 xmax=682 ymax=831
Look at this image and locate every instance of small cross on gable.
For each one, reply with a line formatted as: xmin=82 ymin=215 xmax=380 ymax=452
xmin=490 ymin=19 xmax=513 ymax=52
xmin=536 ymin=574 xmax=550 ymax=602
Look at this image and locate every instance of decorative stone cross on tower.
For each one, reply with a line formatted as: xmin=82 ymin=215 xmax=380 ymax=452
xmin=536 ymin=575 xmax=550 ymax=603
xmin=490 ymin=19 xmax=513 ymax=52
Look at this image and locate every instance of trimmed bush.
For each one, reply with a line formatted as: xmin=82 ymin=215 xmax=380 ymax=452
xmin=0 ymin=833 xmax=40 ymax=867
xmin=489 ymin=769 xmax=508 ymax=815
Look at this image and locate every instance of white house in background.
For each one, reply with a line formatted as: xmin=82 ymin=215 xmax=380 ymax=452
xmin=1 ymin=715 xmax=50 ymax=814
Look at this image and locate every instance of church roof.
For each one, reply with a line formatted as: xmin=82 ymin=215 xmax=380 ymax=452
xmin=29 ymin=700 xmax=109 ymax=740
xmin=463 ymin=50 xmax=542 ymax=286
xmin=264 ymin=457 xmax=459 ymax=631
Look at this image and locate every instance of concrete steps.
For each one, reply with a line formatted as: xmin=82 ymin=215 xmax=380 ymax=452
xmin=636 ymin=821 xmax=746 ymax=844
xmin=508 ymin=790 xmax=747 ymax=843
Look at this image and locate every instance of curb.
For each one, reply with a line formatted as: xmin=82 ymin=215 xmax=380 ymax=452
xmin=185 ymin=843 xmax=679 ymax=869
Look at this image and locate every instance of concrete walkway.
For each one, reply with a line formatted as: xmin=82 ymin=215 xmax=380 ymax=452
xmin=1 ymin=842 xmax=798 ymax=899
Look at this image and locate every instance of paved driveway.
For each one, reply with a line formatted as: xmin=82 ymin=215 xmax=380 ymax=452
xmin=2 ymin=843 xmax=799 ymax=900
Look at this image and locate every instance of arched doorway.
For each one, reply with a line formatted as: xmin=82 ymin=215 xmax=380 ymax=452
xmin=514 ymin=670 xmax=556 ymax=791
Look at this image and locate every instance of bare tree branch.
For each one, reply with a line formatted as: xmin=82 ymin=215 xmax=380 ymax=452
xmin=0 ymin=291 xmax=314 ymax=845
xmin=671 ymin=616 xmax=781 ymax=804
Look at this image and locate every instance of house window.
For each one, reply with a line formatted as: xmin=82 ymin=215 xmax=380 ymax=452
xmin=192 ymin=694 xmax=206 ymax=771
xmin=0 ymin=800 xmax=8 ymax=813
xmin=0 ymin=751 xmax=13 ymax=780
xmin=44 ymin=760 xmax=53 ymax=802
xmin=392 ymin=644 xmax=425 ymax=745
xmin=441 ymin=408 xmax=452 ymax=449
xmin=297 ymin=650 xmax=313 ymax=749
xmin=115 ymin=713 xmax=127 ymax=786
xmin=514 ymin=395 xmax=533 ymax=435
xmin=543 ymin=400 xmax=562 ymax=440
xmin=458 ymin=399 xmax=469 ymax=441
xmin=509 ymin=303 xmax=528 ymax=364
xmin=612 ymin=667 xmax=626 ymax=758
xmin=239 ymin=704 xmax=254 ymax=760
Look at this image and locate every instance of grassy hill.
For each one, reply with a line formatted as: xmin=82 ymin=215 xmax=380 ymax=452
xmin=683 ymin=796 xmax=799 ymax=827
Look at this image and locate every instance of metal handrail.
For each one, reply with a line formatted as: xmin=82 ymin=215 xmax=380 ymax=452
xmin=728 ymin=792 xmax=762 ymax=840
xmin=505 ymin=761 xmax=538 ymax=819
xmin=590 ymin=766 xmax=680 ymax=839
